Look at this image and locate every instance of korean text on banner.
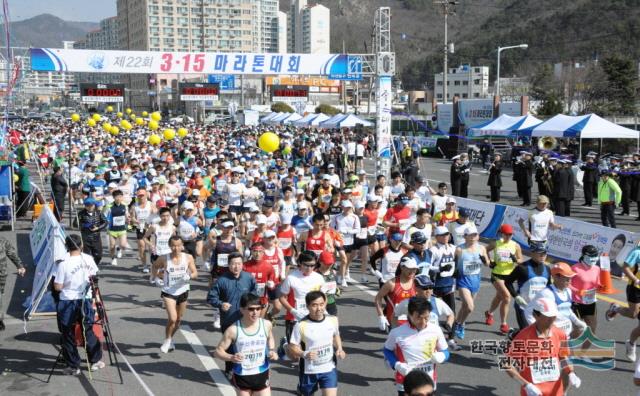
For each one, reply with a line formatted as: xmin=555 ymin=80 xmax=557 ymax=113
xmin=30 ymin=48 xmax=361 ymax=77
xmin=26 ymin=205 xmax=66 ymax=316
xmin=455 ymin=197 xmax=506 ymax=239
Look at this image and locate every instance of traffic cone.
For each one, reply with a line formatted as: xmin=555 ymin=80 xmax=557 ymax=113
xmin=598 ymin=253 xmax=619 ymax=295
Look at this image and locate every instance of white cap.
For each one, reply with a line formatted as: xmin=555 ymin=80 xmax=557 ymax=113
xmin=464 ymin=226 xmax=479 ymax=235
xmin=232 ymin=166 xmax=245 ymax=174
xmin=446 ymin=197 xmax=457 ymax=204
xmin=341 ymin=200 xmax=353 ymax=208
xmin=328 ymin=164 xmax=335 ymax=168
xmin=221 ymin=220 xmax=235 ymax=228
xmin=263 ymin=230 xmax=276 ymax=238
xmin=148 ymin=169 xmax=157 ymax=176
xmin=435 ymin=226 xmax=450 ymax=236
xmin=358 ymin=169 xmax=366 ymax=175
xmin=531 ymin=297 xmax=559 ymax=317
xmin=191 ymin=189 xmax=200 ymax=196
xmin=256 ymin=214 xmax=267 ymax=224
xmin=182 ymin=201 xmax=195 ymax=210
xmin=296 ymin=188 xmax=305 ymax=195
xmin=280 ymin=214 xmax=292 ymax=224
xmin=399 ymin=256 xmax=419 ymax=269
xmin=366 ymin=194 xmax=377 ymax=202
xmin=108 ymin=182 xmax=118 ymax=188
xmin=452 ymin=155 xmax=461 ymax=161
xmin=355 ymin=200 xmax=365 ymax=209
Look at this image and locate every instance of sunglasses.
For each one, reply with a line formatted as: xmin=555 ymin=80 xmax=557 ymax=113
xmin=246 ymin=306 xmax=263 ymax=312
xmin=410 ymin=392 xmax=434 ymax=396
xmin=300 ymin=262 xmax=317 ymax=268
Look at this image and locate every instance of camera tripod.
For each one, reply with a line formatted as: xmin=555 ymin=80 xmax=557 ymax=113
xmin=46 ymin=277 xmax=123 ymax=383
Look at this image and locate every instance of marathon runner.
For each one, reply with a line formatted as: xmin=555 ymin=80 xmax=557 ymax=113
xmin=375 ymin=256 xmax=418 ymax=331
xmin=129 ymin=188 xmax=156 ymax=273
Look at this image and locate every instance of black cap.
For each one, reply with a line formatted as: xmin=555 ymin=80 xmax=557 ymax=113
xmin=206 ymin=195 xmax=217 ymax=203
xmin=581 ymin=245 xmax=599 ymax=257
xmin=410 ymin=231 xmax=427 ymax=244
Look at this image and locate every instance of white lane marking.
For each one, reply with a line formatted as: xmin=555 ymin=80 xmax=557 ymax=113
xmin=350 ymin=279 xmax=378 ymax=297
xmin=180 ymin=324 xmax=235 ymax=396
xmin=112 ymin=342 xmax=156 ymax=396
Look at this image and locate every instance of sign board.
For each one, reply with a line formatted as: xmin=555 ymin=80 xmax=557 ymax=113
xmin=208 ymin=74 xmax=235 ymax=90
xmin=436 ymin=104 xmax=454 ymax=133
xmin=265 ymin=75 xmax=340 ymax=87
xmin=329 ymin=55 xmax=363 ymax=80
xmin=30 ymin=48 xmax=362 ymax=77
xmin=180 ymin=82 xmax=220 ymax=101
xmin=26 ymin=205 xmax=66 ymax=317
xmin=79 ymin=83 xmax=124 ymax=103
xmin=271 ymin=85 xmax=309 ymax=103
xmin=499 ymin=102 xmax=522 ymax=116
xmin=458 ymin=99 xmax=494 ymax=128
xmin=376 ymin=76 xmax=392 ymax=158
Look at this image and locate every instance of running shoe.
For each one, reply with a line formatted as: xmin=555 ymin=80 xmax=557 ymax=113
xmin=340 ymin=278 xmax=348 ymax=288
xmin=345 ymin=275 xmax=355 ymax=283
xmin=213 ymin=311 xmax=221 ymax=330
xmin=453 ymin=323 xmax=465 ymax=340
xmin=448 ymin=339 xmax=462 ymax=351
xmin=142 ymin=266 xmax=150 ymax=274
xmin=160 ymin=338 xmax=172 ymax=353
xmin=500 ymin=323 xmax=510 ymax=335
xmin=605 ymin=303 xmax=619 ymax=321
xmin=90 ymin=361 xmax=106 ymax=371
xmin=626 ymin=340 xmax=637 ymax=362
xmin=111 ymin=258 xmax=118 ymax=266
xmin=63 ymin=367 xmax=81 ymax=376
xmin=277 ymin=337 xmax=288 ymax=360
xmin=116 ymin=247 xmax=122 ymax=259
xmin=484 ymin=311 xmax=494 ymax=326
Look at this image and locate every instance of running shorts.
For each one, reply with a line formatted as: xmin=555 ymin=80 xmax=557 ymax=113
xmin=233 ymin=371 xmax=270 ymax=392
xmin=572 ymin=302 xmax=596 ymax=318
xmin=298 ymin=368 xmax=338 ymax=396
xmin=108 ymin=230 xmax=127 ymax=238
xmin=161 ymin=290 xmax=189 ymax=304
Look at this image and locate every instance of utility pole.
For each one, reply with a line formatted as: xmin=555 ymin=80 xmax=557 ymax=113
xmin=433 ymin=1 xmax=457 ymax=104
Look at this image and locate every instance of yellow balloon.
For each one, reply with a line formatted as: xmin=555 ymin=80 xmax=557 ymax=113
xmin=125 ymin=108 xmax=132 ymax=114
xmin=258 ymin=132 xmax=280 ymax=153
xmin=91 ymin=113 xmax=101 ymax=122
xmin=13 ymin=174 xmax=18 ymax=183
xmin=163 ymin=128 xmax=176 ymax=140
xmin=148 ymin=134 xmax=162 ymax=145
xmin=148 ymin=120 xmax=159 ymax=130
xmin=177 ymin=127 xmax=188 ymax=138
xmin=142 ymin=111 xmax=149 ymax=117
xmin=120 ymin=120 xmax=132 ymax=130
xmin=135 ymin=118 xmax=145 ymax=126
xmin=130 ymin=114 xmax=136 ymax=120
xmin=106 ymin=105 xmax=114 ymax=112
xmin=282 ymin=146 xmax=291 ymax=155
xmin=87 ymin=119 xmax=96 ymax=127
xmin=71 ymin=113 xmax=80 ymax=122
xmin=151 ymin=111 xmax=162 ymax=121
xmin=110 ymin=126 xmax=120 ymax=135
xmin=116 ymin=112 xmax=123 ymax=118
xmin=102 ymin=122 xmax=112 ymax=131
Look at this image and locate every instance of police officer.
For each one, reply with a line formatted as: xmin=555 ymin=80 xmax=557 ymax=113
xmin=53 ymin=235 xmax=104 ymax=375
xmin=515 ymin=152 xmax=534 ymax=206
xmin=581 ymin=153 xmax=599 ymax=207
xmin=0 ymin=236 xmax=25 ymax=331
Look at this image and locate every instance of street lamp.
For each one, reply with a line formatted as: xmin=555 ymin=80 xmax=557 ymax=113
xmin=496 ymin=44 xmax=528 ymax=98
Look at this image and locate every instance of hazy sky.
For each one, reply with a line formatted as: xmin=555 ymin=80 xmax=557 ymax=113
xmin=10 ymin=0 xmax=116 ymax=22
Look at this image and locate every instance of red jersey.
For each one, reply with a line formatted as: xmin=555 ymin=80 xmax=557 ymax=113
xmin=276 ymin=226 xmax=295 ymax=257
xmin=305 ymin=230 xmax=328 ymax=257
xmin=262 ymin=246 xmax=285 ymax=282
xmin=250 ymin=231 xmax=264 ymax=246
xmin=385 ymin=277 xmax=416 ymax=322
xmin=508 ymin=324 xmax=569 ymax=396
xmin=384 ymin=205 xmax=411 ymax=235
xmin=244 ymin=259 xmax=276 ymax=305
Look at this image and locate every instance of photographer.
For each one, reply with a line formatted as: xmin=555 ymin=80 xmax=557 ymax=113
xmin=53 ymin=234 xmax=104 ymax=375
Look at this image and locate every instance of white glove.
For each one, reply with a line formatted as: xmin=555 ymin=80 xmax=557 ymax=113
xmin=524 ymin=383 xmax=542 ymax=396
xmin=432 ymin=351 xmax=446 ymax=364
xmin=574 ymin=319 xmax=587 ymax=330
xmin=291 ymin=309 xmax=306 ymax=321
xmin=373 ymin=270 xmax=384 ymax=280
xmin=266 ymin=280 xmax=275 ymax=289
xmin=155 ymin=278 xmax=165 ymax=287
xmin=394 ymin=362 xmax=411 ymax=376
xmin=182 ymin=273 xmax=191 ymax=281
xmin=568 ymin=372 xmax=581 ymax=388
xmin=515 ymin=296 xmax=528 ymax=307
xmin=378 ymin=315 xmax=390 ymax=331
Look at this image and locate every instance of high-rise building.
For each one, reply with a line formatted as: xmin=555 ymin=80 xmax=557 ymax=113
xmin=434 ymin=65 xmax=490 ymax=101
xmin=287 ymin=0 xmax=330 ymax=54
xmin=277 ymin=11 xmax=287 ymax=53
xmin=116 ymin=0 xmax=282 ymax=110
xmin=74 ymin=17 xmax=121 ymax=84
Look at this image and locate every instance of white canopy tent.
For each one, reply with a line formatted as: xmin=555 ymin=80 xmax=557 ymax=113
xmin=292 ymin=113 xmax=330 ymax=127
xmin=321 ymin=113 xmax=373 ymax=128
xmin=281 ymin=113 xmax=303 ymax=125
xmin=319 ymin=113 xmax=346 ymax=127
xmin=260 ymin=112 xmax=280 ymax=124
xmin=266 ymin=112 xmax=292 ymax=125
xmin=308 ymin=113 xmax=331 ymax=126
xmin=468 ymin=114 xmax=542 ymax=137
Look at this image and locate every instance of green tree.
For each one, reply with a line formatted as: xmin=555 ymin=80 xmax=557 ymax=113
xmin=315 ymin=103 xmax=340 ymax=116
xmin=600 ymin=55 xmax=638 ymax=115
xmin=271 ymin=102 xmax=294 ymax=113
xmin=530 ymin=64 xmax=564 ymax=116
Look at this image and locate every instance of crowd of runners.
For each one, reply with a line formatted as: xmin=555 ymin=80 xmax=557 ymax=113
xmin=9 ymin=114 xmax=640 ymax=395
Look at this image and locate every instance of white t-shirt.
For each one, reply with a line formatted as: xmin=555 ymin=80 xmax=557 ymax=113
xmin=291 ymin=315 xmax=339 ymax=374
xmin=347 ymin=141 xmax=356 ymax=156
xmin=447 ymin=221 xmax=475 ymax=247
xmin=528 ymin=208 xmax=555 ymax=242
xmin=53 ymin=253 xmax=99 ymax=301
xmin=431 ymin=194 xmax=448 ymax=214
xmin=279 ymin=270 xmax=326 ymax=318
xmin=395 ymin=296 xmax=453 ymax=326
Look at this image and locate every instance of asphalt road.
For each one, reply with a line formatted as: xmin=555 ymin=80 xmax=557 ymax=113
xmin=1 ymin=157 xmax=639 ymax=395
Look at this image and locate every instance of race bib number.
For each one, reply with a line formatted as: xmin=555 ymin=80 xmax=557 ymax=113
xmin=412 ymin=362 xmax=434 ymax=377
xmin=530 ymin=357 xmax=560 ymax=384
xmin=498 ymin=249 xmax=512 ymax=262
xmin=463 ymin=259 xmax=482 ymax=275
xmin=528 ymin=281 xmax=546 ymax=300
xmin=217 ymin=254 xmax=229 ymax=268
xmin=343 ymin=233 xmax=354 ymax=245
xmin=256 ymin=283 xmax=266 ymax=296
xmin=322 ymin=194 xmax=331 ymax=203
xmin=399 ymin=219 xmax=411 ymax=231
xmin=157 ymin=239 xmax=169 ymax=254
xmin=205 ymin=218 xmax=214 ymax=229
xmin=241 ymin=347 xmax=266 ymax=370
xmin=278 ymin=238 xmax=292 ymax=249
xmin=310 ymin=344 xmax=334 ymax=366
xmin=582 ymin=288 xmax=596 ymax=304
xmin=179 ymin=222 xmax=195 ymax=239
xmin=113 ymin=216 xmax=126 ymax=227
xmin=357 ymin=228 xmax=367 ymax=239
xmin=321 ymin=281 xmax=337 ymax=295
xmin=295 ymin=299 xmax=308 ymax=315
xmin=367 ymin=226 xmax=377 ymax=236
xmin=168 ymin=272 xmax=186 ymax=288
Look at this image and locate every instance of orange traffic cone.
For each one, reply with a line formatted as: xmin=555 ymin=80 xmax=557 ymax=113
xmin=598 ymin=253 xmax=619 ymax=295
